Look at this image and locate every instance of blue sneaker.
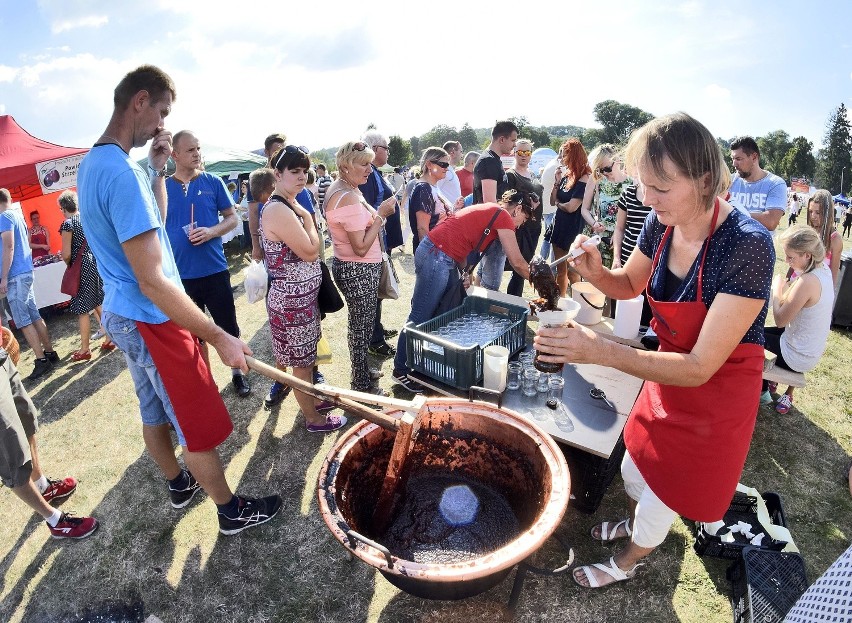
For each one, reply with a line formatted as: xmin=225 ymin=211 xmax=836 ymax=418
xmin=759 ymin=390 xmax=773 ymax=406
xmin=264 ymin=381 xmax=291 ymax=408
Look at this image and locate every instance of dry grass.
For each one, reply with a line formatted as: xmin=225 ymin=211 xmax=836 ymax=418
xmin=0 ymin=229 xmax=850 ymax=623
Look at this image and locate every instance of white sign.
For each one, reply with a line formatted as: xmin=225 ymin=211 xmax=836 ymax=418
xmin=36 ymin=154 xmax=85 ymax=194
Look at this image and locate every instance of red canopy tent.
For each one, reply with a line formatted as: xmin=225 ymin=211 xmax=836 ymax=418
xmin=0 ymin=115 xmax=89 ymax=253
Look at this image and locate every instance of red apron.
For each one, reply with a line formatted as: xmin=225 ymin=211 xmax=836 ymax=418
xmin=624 ymin=199 xmax=764 ymax=521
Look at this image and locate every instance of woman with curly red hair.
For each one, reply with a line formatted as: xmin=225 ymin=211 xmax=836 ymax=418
xmin=548 ymin=138 xmax=592 ymax=295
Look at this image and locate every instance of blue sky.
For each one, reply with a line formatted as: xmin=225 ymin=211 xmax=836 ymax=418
xmin=1 ymin=0 xmax=851 ymax=157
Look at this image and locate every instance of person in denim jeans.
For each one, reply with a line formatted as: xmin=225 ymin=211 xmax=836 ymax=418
xmin=0 ymin=189 xmax=58 ymax=380
xmin=392 ymin=197 xmax=533 ymax=392
xmin=77 ymin=65 xmax=281 ymax=536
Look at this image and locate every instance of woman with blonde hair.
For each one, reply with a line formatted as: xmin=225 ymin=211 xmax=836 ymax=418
xmin=505 ymin=139 xmax=544 ymax=296
xmin=407 ymin=146 xmax=454 ymax=254
xmin=579 ymin=144 xmax=632 ymax=268
xmin=536 ymin=112 xmax=775 ymax=588
xmin=805 ymin=189 xmax=843 ymax=285
xmin=324 ymin=141 xmax=397 ymax=395
xmin=761 ymin=225 xmax=834 ymax=414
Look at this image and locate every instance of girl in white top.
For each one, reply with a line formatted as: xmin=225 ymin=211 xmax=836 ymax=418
xmin=762 ymin=225 xmax=835 ymax=414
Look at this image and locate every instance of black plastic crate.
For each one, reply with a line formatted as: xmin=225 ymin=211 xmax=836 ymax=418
xmin=559 ymin=435 xmax=626 ymax=514
xmin=726 ymin=546 xmax=808 ymax=623
xmin=405 ymin=296 xmax=527 ymax=389
xmin=694 ymin=491 xmax=789 ymax=560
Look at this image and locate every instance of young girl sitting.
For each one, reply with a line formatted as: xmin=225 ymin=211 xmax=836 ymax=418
xmin=761 ymin=225 xmax=835 ymax=414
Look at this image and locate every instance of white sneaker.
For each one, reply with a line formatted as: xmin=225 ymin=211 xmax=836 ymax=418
xmin=92 ymin=329 xmax=105 ymax=340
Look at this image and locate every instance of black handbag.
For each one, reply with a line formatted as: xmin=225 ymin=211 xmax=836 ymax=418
xmin=317 ymin=261 xmax=344 ymax=316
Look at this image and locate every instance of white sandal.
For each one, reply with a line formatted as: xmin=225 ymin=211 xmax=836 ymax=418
xmin=591 ymin=518 xmax=632 ymax=542
xmin=572 ymin=557 xmax=642 ymax=589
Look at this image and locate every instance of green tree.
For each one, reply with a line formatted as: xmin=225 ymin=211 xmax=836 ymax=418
xmin=458 ymin=123 xmax=478 ymax=152
xmin=780 ymin=136 xmax=816 ymax=181
xmin=591 ymin=100 xmax=654 ymax=146
xmin=409 ymin=136 xmax=420 ymax=160
xmin=756 ymin=130 xmax=793 ymax=174
xmin=816 ymin=103 xmax=852 ymax=194
xmin=387 ymin=135 xmax=412 ymax=167
xmin=420 ymin=124 xmax=461 ymax=150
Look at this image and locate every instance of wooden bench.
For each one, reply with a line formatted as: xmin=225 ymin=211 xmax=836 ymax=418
xmin=762 ymin=349 xmax=807 ymax=388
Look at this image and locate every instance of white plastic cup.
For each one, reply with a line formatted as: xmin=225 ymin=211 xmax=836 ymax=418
xmin=613 ymin=294 xmax=644 ymax=339
xmin=483 ymin=345 xmax=509 ymax=392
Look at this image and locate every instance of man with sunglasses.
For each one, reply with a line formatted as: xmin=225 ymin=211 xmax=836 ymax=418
xmin=164 ymin=130 xmax=250 ymax=398
xmin=359 ymin=130 xmax=403 ymax=359
xmin=437 ymin=141 xmax=463 ymax=204
xmin=473 ymin=120 xmax=519 ymax=290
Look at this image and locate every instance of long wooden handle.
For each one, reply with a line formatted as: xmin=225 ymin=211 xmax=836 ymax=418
xmin=315 ymin=384 xmax=425 ymax=414
xmin=245 ymin=356 xmax=400 ymax=431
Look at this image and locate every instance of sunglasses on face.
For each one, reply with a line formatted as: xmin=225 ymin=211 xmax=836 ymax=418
xmin=375 ymin=145 xmax=390 ymax=153
xmin=598 ymin=164 xmax=615 ymax=175
xmin=515 ymin=150 xmax=532 ymax=157
xmin=430 ymin=160 xmax=450 ymax=169
xmin=274 ymin=145 xmax=309 ymax=169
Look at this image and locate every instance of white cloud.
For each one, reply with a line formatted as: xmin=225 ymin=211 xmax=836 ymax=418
xmin=0 ymin=66 xmax=17 ymax=83
xmin=704 ymin=84 xmax=732 ymax=100
xmin=51 ymin=14 xmax=108 ymax=34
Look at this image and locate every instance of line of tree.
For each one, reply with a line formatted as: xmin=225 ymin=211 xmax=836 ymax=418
xmin=310 ymin=100 xmax=852 ymax=195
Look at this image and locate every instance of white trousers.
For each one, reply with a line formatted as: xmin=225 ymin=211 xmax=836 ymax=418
xmin=621 ymin=451 xmax=679 ymax=549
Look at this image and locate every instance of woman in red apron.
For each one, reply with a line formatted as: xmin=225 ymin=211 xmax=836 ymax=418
xmin=28 ymin=211 xmax=50 ymax=259
xmin=535 ymin=113 xmax=775 ymax=588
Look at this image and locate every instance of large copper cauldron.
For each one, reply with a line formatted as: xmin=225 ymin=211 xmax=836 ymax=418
xmin=317 ymin=398 xmax=570 ymax=600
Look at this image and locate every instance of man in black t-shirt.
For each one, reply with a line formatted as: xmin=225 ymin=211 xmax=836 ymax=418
xmin=473 ymin=120 xmax=519 ymax=289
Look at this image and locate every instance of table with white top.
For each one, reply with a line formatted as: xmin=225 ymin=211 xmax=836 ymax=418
xmin=411 ymin=358 xmax=644 ymax=513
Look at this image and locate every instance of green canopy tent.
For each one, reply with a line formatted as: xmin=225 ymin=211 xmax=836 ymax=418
xmin=137 ymin=145 xmax=267 ymax=176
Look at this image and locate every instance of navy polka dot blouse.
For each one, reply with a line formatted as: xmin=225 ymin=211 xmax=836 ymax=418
xmin=637 ymin=208 xmax=775 ymax=346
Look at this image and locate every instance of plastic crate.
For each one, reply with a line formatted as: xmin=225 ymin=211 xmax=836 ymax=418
xmin=726 ymin=547 xmax=808 ymax=623
xmin=559 ymin=434 xmax=626 ymax=514
xmin=694 ymin=491 xmax=789 ymax=560
xmin=405 ymin=297 xmax=528 ymax=389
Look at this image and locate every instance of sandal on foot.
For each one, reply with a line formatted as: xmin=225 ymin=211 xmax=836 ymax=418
xmin=71 ymin=351 xmax=91 ymax=362
xmin=572 ymin=557 xmax=641 ymax=589
xmin=100 ymin=340 xmax=117 ymax=352
xmin=591 ymin=518 xmax=632 ymax=542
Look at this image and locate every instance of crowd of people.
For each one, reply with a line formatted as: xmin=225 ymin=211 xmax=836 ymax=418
xmin=0 ymin=64 xmax=846 ymax=618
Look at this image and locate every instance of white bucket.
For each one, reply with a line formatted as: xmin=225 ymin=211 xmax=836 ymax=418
xmin=613 ymin=294 xmax=644 ymax=339
xmin=482 ymin=345 xmax=510 ymax=392
xmin=571 ymin=282 xmax=606 ymax=325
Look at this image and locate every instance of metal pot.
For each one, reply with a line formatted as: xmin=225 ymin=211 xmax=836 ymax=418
xmin=317 ymin=398 xmax=570 ymax=600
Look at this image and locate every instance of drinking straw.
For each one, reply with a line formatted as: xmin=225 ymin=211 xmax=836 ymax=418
xmin=190 ymin=203 xmax=194 ymax=230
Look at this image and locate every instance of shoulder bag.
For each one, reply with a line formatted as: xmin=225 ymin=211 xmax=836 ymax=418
xmin=60 ymin=238 xmax=86 ymax=298
xmin=378 ymin=228 xmax=400 ymax=300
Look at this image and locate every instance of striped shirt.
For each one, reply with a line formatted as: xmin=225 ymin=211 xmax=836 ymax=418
xmin=617 ymin=184 xmax=653 ymax=264
xmin=316 ymin=174 xmax=332 ymax=213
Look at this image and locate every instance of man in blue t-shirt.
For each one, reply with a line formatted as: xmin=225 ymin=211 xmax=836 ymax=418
xmin=77 ymin=65 xmax=280 ymax=535
xmin=728 ymin=136 xmax=787 ymax=232
xmin=0 ymin=189 xmax=58 ymax=379
xmin=474 ymin=120 xmax=519 ymax=290
xmin=165 ymin=130 xmax=250 ymax=398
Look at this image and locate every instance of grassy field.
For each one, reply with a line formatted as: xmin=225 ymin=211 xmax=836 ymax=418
xmin=0 ymin=226 xmax=850 ymax=623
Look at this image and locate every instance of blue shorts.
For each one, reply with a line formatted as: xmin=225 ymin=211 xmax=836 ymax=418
xmin=7 ymin=273 xmax=42 ymax=329
xmin=102 ymin=311 xmax=187 ymax=447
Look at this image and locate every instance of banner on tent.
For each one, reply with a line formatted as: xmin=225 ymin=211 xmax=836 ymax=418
xmin=36 ymin=154 xmax=84 ymax=194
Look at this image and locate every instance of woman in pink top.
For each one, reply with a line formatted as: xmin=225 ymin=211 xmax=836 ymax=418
xmin=324 ymin=141 xmax=397 ymax=394
xmin=806 ymin=189 xmax=843 ymax=285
